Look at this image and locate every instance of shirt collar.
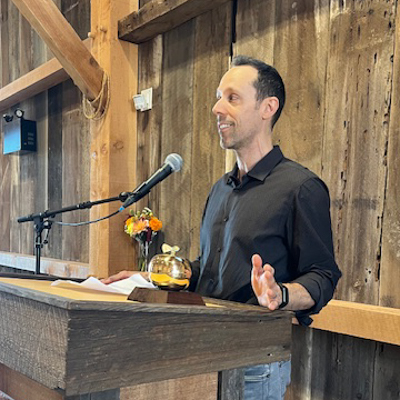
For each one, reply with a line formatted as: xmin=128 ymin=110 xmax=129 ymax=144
xmin=227 ymin=145 xmax=284 ymax=186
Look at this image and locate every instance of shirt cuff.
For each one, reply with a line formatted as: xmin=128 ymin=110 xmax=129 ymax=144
xmin=188 ymin=259 xmax=200 ymax=292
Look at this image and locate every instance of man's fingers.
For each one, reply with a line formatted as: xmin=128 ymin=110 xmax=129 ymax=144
xmin=251 ymin=254 xmax=263 ymax=271
xmin=263 ymin=263 xmax=275 ymax=276
xmin=101 ymin=270 xmax=134 ymax=284
xmin=268 ymin=300 xmax=279 ymax=311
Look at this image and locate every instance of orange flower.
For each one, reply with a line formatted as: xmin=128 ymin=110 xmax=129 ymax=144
xmin=131 ymin=219 xmax=149 ymax=235
xmin=149 ymin=217 xmax=162 ymax=232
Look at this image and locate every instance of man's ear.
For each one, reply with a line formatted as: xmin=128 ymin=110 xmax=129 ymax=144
xmin=259 ymin=97 xmax=279 ymax=120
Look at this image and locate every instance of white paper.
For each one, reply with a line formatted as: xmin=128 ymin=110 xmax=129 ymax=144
xmin=51 ymin=274 xmax=155 ymax=295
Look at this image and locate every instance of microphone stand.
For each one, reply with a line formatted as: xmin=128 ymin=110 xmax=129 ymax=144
xmin=17 ymin=191 xmax=132 ymax=276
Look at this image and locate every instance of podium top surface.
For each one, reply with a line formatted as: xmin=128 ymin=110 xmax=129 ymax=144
xmin=0 ymin=277 xmax=265 ymax=314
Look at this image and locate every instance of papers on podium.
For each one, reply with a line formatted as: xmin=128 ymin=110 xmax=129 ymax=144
xmin=51 ymin=274 xmax=155 ymax=295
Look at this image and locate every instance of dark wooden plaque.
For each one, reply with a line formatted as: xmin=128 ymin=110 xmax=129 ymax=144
xmin=128 ymin=287 xmax=205 ymax=306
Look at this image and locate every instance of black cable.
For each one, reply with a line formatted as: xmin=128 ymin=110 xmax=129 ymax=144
xmin=50 ymin=209 xmax=121 ymax=227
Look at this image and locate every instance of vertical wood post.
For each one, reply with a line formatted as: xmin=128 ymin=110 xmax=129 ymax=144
xmin=89 ymin=0 xmax=139 ymax=278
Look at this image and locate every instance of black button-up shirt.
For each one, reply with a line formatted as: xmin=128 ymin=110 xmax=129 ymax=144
xmin=189 ymin=146 xmax=341 ymax=325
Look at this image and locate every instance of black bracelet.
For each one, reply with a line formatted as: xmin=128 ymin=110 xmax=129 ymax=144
xmin=277 ymin=283 xmax=289 ymax=309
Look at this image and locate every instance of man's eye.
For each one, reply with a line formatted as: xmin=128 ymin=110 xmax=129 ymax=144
xmin=229 ymin=95 xmax=238 ymax=101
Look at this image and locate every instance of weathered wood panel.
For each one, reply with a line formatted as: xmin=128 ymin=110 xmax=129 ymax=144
xmin=8 ymin=0 xmax=22 ymax=256
xmin=0 ymin=0 xmax=91 ymax=268
xmin=61 ymin=79 xmax=90 ymax=262
xmin=322 ymin=0 xmax=394 ymax=304
xmin=235 ymin=0 xmax=330 ymax=174
xmin=0 ymin=279 xmax=291 ymax=396
xmin=285 ymin=325 xmax=313 ymax=400
xmin=310 ymin=331 xmax=376 ymax=399
xmin=46 ymin=84 xmax=63 ymax=259
xmin=380 ymin=0 xmax=400 ymax=309
xmin=120 ymin=373 xmax=218 ymax=400
xmin=0 ymin=0 xmax=11 ymax=254
xmin=0 ymin=362 xmax=64 ymax=400
xmin=159 ymin=21 xmax=195 ymax=255
xmin=189 ymin=4 xmax=231 ymax=260
xmin=373 ymin=343 xmax=400 ymax=400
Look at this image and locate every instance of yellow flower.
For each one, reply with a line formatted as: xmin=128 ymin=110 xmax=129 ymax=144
xmin=149 ymin=217 xmax=162 ymax=232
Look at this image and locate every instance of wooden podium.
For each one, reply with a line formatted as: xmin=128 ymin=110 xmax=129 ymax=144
xmin=0 ymin=278 xmax=292 ymax=400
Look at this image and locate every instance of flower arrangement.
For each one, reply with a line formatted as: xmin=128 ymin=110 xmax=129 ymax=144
xmin=124 ymin=207 xmax=162 ymax=271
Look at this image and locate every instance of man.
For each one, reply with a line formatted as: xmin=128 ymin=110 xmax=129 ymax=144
xmin=104 ymin=56 xmax=341 ymax=400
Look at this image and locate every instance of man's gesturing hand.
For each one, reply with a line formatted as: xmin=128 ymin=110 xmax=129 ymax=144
xmin=251 ymin=254 xmax=283 ymax=310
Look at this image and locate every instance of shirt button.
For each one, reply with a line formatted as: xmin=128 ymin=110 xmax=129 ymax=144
xmin=217 ymin=248 xmax=222 ymax=252
xmin=223 ymin=216 xmax=229 ymax=222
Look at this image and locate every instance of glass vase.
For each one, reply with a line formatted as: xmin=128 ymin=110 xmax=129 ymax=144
xmin=137 ymin=240 xmax=150 ymax=272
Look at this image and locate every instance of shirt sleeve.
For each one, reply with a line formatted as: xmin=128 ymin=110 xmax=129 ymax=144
xmin=285 ymin=177 xmax=342 ymax=326
xmin=188 ymin=258 xmax=201 ymax=292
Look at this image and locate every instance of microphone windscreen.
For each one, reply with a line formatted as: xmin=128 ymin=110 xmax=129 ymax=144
xmin=165 ymin=153 xmax=183 ymax=172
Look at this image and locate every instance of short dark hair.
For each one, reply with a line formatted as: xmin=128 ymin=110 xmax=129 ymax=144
xmin=231 ymin=55 xmax=285 ymax=128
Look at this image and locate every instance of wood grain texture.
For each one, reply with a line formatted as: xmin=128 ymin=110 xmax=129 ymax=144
xmin=379 ymin=0 xmax=400 ymax=309
xmin=119 ymin=0 xmax=232 ymax=44
xmin=0 ymin=0 xmax=10 ymax=86
xmin=189 ymin=4 xmax=231 ymax=260
xmin=12 ymin=0 xmax=103 ymax=100
xmin=120 ymin=373 xmax=218 ymax=400
xmin=66 ymin=388 xmax=120 ymax=400
xmin=0 ymin=0 xmax=11 ymax=253
xmin=218 ymin=369 xmax=244 ymax=400
xmin=285 ymin=325 xmax=313 ymax=400
xmin=0 ymin=252 xmax=90 ymax=278
xmin=61 ymin=79 xmax=90 ymax=263
xmin=0 ymin=0 xmax=94 ymax=265
xmin=373 ymin=343 xmax=400 ymax=400
xmin=0 ymin=39 xmax=90 ymax=113
xmin=159 ymin=21 xmax=195 ymax=256
xmin=310 ymin=299 xmax=400 ymax=346
xmin=8 ymin=0 xmax=22 ymax=256
xmin=0 ymin=290 xmax=69 ymax=390
xmin=321 ymin=0 xmax=394 ymax=304
xmin=65 ymin=308 xmax=290 ymax=395
xmin=46 ymin=83 xmax=63 ymax=259
xmin=89 ymin=0 xmax=138 ymax=278
xmin=135 ymin=32 xmax=163 ymax=262
xmin=235 ymin=0 xmax=330 ymax=175
xmin=0 ymin=278 xmax=291 ymax=396
xmin=307 ymin=331 xmax=376 ymax=400
xmin=0 ymin=362 xmax=64 ymax=400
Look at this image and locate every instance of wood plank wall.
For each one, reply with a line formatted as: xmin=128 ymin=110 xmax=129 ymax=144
xmin=134 ymin=0 xmax=400 ymax=399
xmin=0 ymin=0 xmax=90 ymax=264
xmin=1 ymin=0 xmax=400 ymax=399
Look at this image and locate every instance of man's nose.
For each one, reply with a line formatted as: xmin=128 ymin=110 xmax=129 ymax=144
xmin=212 ymin=98 xmax=225 ymax=116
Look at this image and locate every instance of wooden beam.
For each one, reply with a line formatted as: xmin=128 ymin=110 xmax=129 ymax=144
xmin=0 ymin=39 xmax=90 ymax=113
xmin=11 ymin=0 xmax=103 ymax=101
xmin=308 ymin=299 xmax=400 ymax=346
xmin=89 ymin=0 xmax=138 ymax=278
xmin=118 ymin=0 xmax=232 ymax=44
xmin=0 ymin=251 xmax=89 ymax=278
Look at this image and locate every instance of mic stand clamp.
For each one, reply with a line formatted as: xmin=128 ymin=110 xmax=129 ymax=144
xmin=33 ymin=216 xmax=53 ymax=275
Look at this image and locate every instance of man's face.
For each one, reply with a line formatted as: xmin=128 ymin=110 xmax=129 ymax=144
xmin=212 ymin=66 xmax=263 ymax=151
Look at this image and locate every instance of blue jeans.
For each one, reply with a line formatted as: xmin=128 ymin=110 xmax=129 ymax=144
xmin=244 ymin=360 xmax=291 ymax=400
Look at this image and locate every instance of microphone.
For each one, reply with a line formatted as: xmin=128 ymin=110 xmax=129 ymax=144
xmin=119 ymin=153 xmax=183 ymax=211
